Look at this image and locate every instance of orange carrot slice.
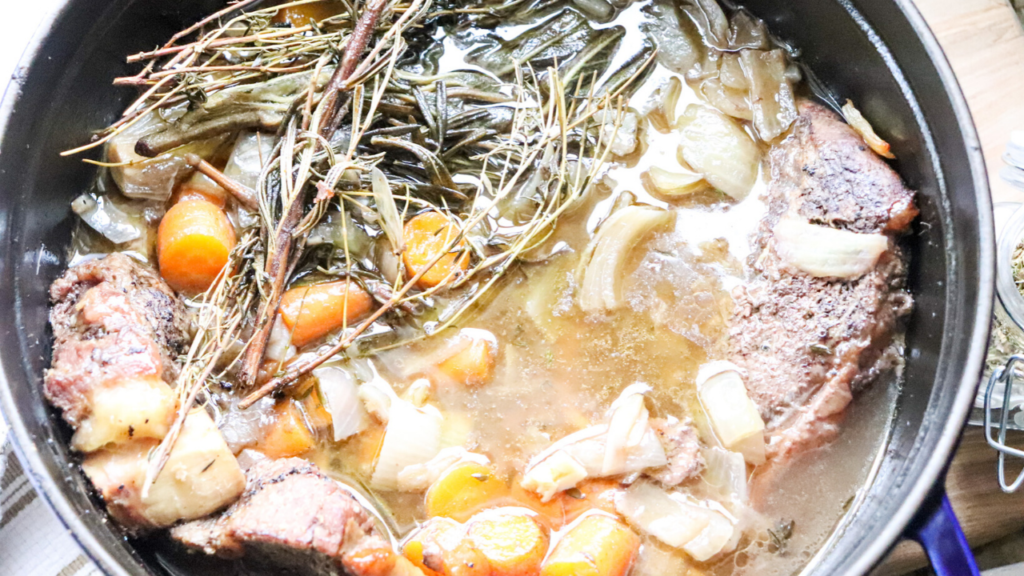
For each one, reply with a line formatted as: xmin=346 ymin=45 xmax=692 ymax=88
xmin=403 ymin=212 xmax=470 ymax=289
xmin=278 ymin=280 xmax=374 ymax=347
xmin=157 ymin=199 xmax=236 ymax=294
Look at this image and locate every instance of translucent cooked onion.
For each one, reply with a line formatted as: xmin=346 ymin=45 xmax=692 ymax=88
xmin=370 ymin=399 xmax=443 ymax=491
xmin=315 ymin=365 xmax=369 ymax=442
xmin=264 ymin=317 xmax=297 ymax=364
xmin=524 ymin=386 xmax=668 ymax=490
xmin=739 ymin=49 xmax=798 ymax=141
xmin=676 ymin=104 xmax=760 ymax=200
xmin=645 ymin=76 xmax=683 ymax=133
xmin=773 ymin=217 xmax=889 ymax=279
xmin=223 ymin=131 xmax=278 ymax=191
xmin=616 ymin=482 xmax=737 ymax=562
xmin=579 ymin=205 xmax=675 ymax=312
xmin=697 ymin=362 xmax=765 ymax=465
xmin=217 ymin=397 xmax=275 ymax=454
xmin=599 ymin=109 xmax=640 ymax=156
xmin=719 ymin=53 xmax=747 ymax=90
xmin=680 ymin=0 xmax=730 ymax=50
xmin=397 ymin=447 xmax=489 ymax=492
xmin=72 ymin=193 xmax=144 ymax=245
xmin=632 ymin=544 xmax=693 ymax=576
xmin=107 ymin=114 xmax=224 ymax=201
xmin=561 ymin=425 xmax=668 ymax=476
xmin=573 ymin=0 xmax=613 ymax=19
xmin=617 ymin=481 xmax=710 ymax=548
xmin=682 ymin=502 xmax=736 ymax=562
xmin=359 ymin=381 xmax=393 ymax=424
xmin=699 ymin=79 xmax=752 ymax=121
xmin=603 ymin=386 xmax=652 ymax=475
xmin=702 ymin=447 xmax=749 ymax=507
xmin=520 ymin=450 xmax=588 ymax=502
xmin=727 ymin=11 xmax=771 ymax=50
xmin=841 ymin=99 xmax=896 ymax=159
xmin=642 ymin=0 xmax=701 ymax=74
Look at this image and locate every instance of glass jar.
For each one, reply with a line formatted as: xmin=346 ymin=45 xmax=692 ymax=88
xmin=977 ymin=203 xmax=1024 ymax=428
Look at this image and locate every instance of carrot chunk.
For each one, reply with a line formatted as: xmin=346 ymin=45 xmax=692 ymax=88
xmin=467 ymin=511 xmax=549 ymax=576
xmin=540 ymin=515 xmax=639 ymax=576
xmin=403 ymin=212 xmax=470 ymax=289
xmin=157 ymin=199 xmax=236 ymax=294
xmin=273 ymin=0 xmax=343 ymax=26
xmin=279 ymin=280 xmax=374 ymax=347
xmin=258 ymin=400 xmax=316 ymax=458
xmin=342 ymin=537 xmax=399 ymax=576
xmin=558 ymin=479 xmax=623 ymax=525
xmin=509 ymin=482 xmax=565 ymax=530
xmin=403 ymin=517 xmax=491 ymax=576
xmin=437 ymin=330 xmax=497 ymax=388
xmin=425 ymin=463 xmax=511 ymax=523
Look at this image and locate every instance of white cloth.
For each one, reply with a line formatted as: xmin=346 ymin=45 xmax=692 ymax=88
xmin=0 ymin=444 xmax=100 ymax=576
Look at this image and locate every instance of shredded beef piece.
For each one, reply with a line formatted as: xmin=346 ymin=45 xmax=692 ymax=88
xmin=647 ymin=418 xmax=704 ymax=485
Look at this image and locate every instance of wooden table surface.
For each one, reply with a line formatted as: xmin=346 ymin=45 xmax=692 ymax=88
xmin=914 ymin=0 xmax=1024 ymax=204
xmin=876 ymin=0 xmax=1024 ymax=572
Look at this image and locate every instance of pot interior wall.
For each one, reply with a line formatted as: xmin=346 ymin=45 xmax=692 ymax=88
xmin=0 ymin=0 xmax=989 ymax=575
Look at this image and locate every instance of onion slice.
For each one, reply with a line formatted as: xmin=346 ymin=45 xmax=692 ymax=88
xmin=314 ymin=366 xmax=369 ymax=442
xmin=841 ymin=99 xmax=896 ymax=159
xmin=520 ymin=450 xmax=588 ymax=502
xmin=397 ymin=447 xmax=489 ymax=493
xmin=738 ymin=49 xmax=797 ymax=141
xmin=676 ymin=104 xmax=760 ymax=200
xmin=579 ymin=205 xmax=675 ymax=312
xmin=370 ymin=399 xmax=442 ymax=491
xmin=522 ymin=384 xmax=667 ymax=500
xmin=618 ymin=482 xmax=709 ymax=548
xmin=616 ymin=481 xmax=737 ymax=562
xmin=72 ymin=193 xmax=144 ymax=245
xmin=773 ymin=217 xmax=889 ymax=279
xmin=642 ymin=166 xmax=706 ymax=198
xmin=697 ymin=362 xmax=765 ymax=465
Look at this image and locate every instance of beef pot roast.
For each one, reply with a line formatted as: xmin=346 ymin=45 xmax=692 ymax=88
xmin=729 ymin=100 xmax=917 ymax=460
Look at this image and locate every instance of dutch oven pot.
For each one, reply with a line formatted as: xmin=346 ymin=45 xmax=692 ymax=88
xmin=0 ymin=0 xmax=994 ymax=574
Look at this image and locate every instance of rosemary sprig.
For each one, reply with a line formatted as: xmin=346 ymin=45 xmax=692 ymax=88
xmin=239 ymin=63 xmax=630 ymax=406
xmin=66 ymin=0 xmax=650 ymax=484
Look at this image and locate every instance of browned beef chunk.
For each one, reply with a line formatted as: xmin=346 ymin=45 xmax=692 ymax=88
xmin=46 ymin=253 xmax=187 ymax=427
xmin=171 ymin=458 xmax=398 ymax=576
xmin=647 ymin=418 xmax=704 ymax=486
xmin=46 ymin=254 xmax=190 ymax=453
xmin=729 ymin=100 xmax=916 ymax=460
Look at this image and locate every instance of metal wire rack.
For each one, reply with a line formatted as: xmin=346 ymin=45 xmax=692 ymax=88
xmin=984 ymin=355 xmax=1024 ymax=492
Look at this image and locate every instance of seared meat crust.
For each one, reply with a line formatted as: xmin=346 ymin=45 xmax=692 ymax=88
xmin=172 ymin=458 xmax=397 ymax=576
xmin=46 ymin=253 xmax=187 ymax=426
xmin=729 ymin=100 xmax=916 ymax=459
xmin=766 ymin=100 xmax=918 ymax=235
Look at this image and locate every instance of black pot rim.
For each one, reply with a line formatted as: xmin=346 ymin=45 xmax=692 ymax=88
xmin=0 ymin=1 xmax=994 ymax=575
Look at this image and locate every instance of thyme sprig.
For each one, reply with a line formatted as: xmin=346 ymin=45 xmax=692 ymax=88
xmin=65 ymin=0 xmax=651 ymax=484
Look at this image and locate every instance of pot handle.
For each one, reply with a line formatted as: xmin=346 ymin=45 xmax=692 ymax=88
xmin=907 ymin=492 xmax=979 ymax=576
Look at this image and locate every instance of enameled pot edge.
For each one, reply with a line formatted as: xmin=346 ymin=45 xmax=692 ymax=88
xmin=0 ymin=0 xmax=995 ymax=575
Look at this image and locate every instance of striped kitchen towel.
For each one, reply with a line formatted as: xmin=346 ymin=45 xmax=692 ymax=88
xmin=0 ymin=443 xmax=100 ymax=576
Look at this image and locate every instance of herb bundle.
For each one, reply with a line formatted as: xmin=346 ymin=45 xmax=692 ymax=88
xmin=64 ymin=0 xmax=654 ymax=488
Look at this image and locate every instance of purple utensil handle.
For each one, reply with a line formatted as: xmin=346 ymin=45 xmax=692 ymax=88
xmin=908 ymin=493 xmax=979 ymax=576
